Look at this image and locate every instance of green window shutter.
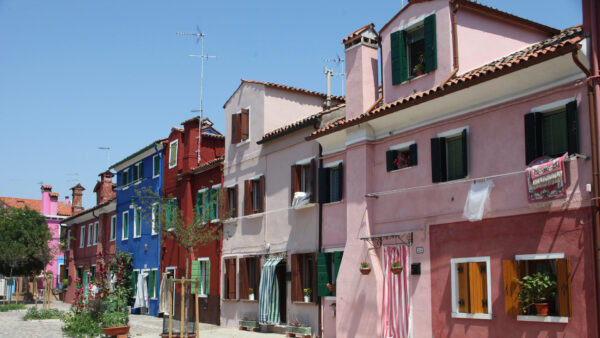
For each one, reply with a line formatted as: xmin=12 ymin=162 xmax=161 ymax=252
xmin=318 ymin=167 xmax=330 ymax=203
xmin=391 ymin=30 xmax=408 ymax=84
xmin=195 ymin=191 xmax=202 ymax=222
xmin=139 ymin=162 xmax=144 ymax=179
xmin=131 ymin=270 xmax=138 ymax=296
xmin=154 ymin=156 xmax=160 ymax=176
xmin=431 ymin=137 xmax=447 ymax=183
xmin=409 ymin=143 xmax=418 ymax=167
xmin=82 ymin=271 xmax=88 ymax=290
xmin=424 ymin=14 xmax=437 ymax=73
xmin=133 ymin=166 xmax=138 ymax=181
xmin=206 ymin=260 xmax=211 ymax=295
xmin=386 ymin=150 xmax=396 ymax=172
xmin=148 ymin=270 xmax=155 ymax=298
xmin=191 ymin=261 xmax=200 ymax=295
xmin=337 ymin=163 xmax=344 ymax=202
xmin=317 ymin=252 xmax=331 ymax=296
xmin=209 ymin=189 xmax=216 ymax=220
xmin=135 ymin=210 xmax=141 ymax=236
xmin=566 ymin=101 xmax=579 ymax=155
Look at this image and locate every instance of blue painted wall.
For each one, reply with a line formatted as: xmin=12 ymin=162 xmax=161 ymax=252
xmin=114 ymin=146 xmax=163 ymax=316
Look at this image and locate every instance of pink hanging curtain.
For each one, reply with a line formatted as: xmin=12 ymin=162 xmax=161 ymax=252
xmin=382 ymin=245 xmax=410 ymax=338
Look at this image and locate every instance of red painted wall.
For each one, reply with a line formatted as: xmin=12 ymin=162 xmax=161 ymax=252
xmin=429 ymin=208 xmax=598 ymax=338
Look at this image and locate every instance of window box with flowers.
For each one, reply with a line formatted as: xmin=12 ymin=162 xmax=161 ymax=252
xmin=386 ymin=142 xmax=417 ymax=172
xmin=286 ymin=318 xmax=312 ymax=337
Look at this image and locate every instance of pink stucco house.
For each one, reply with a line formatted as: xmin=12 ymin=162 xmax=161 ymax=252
xmin=308 ymin=0 xmax=598 ymax=337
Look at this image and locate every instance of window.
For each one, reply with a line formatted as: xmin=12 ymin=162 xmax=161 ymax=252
xmin=503 ymin=254 xmax=571 ymax=319
xmin=223 ymin=258 xmax=237 ymax=300
xmin=386 ymin=142 xmax=417 ymax=171
xmin=110 ymin=215 xmax=116 ymax=241
xmin=168 ymin=140 xmax=178 ymax=169
xmin=192 ymin=258 xmax=211 ymax=297
xmin=431 ymin=128 xmax=468 ymax=183
xmin=148 ymin=269 xmax=159 ymax=299
xmin=223 ymin=185 xmax=237 ymax=219
xmin=80 ymin=226 xmax=85 ymax=248
xmin=133 ymin=207 xmax=141 ymax=238
xmin=90 ymin=265 xmax=96 ymax=282
xmin=121 ymin=169 xmax=130 ymax=186
xmin=318 ymin=163 xmax=343 ymax=204
xmin=196 ymin=185 xmax=221 ymax=223
xmin=153 ymin=155 xmax=160 ymax=178
xmin=450 ymin=257 xmax=491 ymax=319
xmin=122 ymin=211 xmax=129 ymax=240
xmin=524 ymin=101 xmax=578 ymax=165
xmin=165 ymin=198 xmax=178 ymax=229
xmin=94 ymin=221 xmax=99 ymax=244
xmin=244 ymin=176 xmax=265 ymax=215
xmin=316 ymin=251 xmax=343 ymax=297
xmin=291 ymin=159 xmax=316 ymax=205
xmin=67 ymin=229 xmax=71 ymax=250
xmin=132 ymin=162 xmax=144 ymax=183
xmin=231 ymin=108 xmax=250 ymax=144
xmin=131 ymin=269 xmax=139 ymax=296
xmin=391 ymin=14 xmax=437 ymax=84
xmin=292 ymin=253 xmax=316 ymax=302
xmin=239 ymin=256 xmax=261 ymax=300
xmin=87 ymin=223 xmax=93 ymax=246
xmin=151 ymin=203 xmax=159 ymax=235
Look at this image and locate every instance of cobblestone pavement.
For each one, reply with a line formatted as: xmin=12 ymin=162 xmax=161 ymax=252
xmin=0 ymin=301 xmax=285 ymax=338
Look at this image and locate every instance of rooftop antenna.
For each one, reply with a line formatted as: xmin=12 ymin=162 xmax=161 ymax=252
xmin=324 ymin=54 xmax=345 ymax=96
xmin=98 ymin=147 xmax=110 ymax=168
xmin=177 ymin=26 xmax=217 ymax=165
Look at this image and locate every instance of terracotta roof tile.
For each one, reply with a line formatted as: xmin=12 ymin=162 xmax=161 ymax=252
xmin=342 ymin=23 xmax=375 ymax=44
xmin=308 ymin=26 xmax=583 ymax=140
xmin=184 ymin=156 xmax=224 ymax=177
xmin=201 ymin=132 xmax=225 ymax=140
xmin=0 ymin=197 xmax=73 ymax=216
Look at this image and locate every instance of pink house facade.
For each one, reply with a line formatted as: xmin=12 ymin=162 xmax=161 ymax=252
xmin=308 ymin=1 xmax=598 ymax=337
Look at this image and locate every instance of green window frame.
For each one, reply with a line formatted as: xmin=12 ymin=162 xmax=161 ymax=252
xmin=165 ymin=199 xmax=178 ymax=229
xmin=153 ymin=155 xmax=160 ymax=178
xmin=191 ymin=259 xmax=211 ymax=296
xmin=134 ymin=207 xmax=141 ymax=238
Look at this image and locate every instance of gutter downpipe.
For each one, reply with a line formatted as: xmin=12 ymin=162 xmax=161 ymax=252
xmin=442 ymin=0 xmax=459 ymax=85
xmin=318 ymin=143 xmax=324 ymax=338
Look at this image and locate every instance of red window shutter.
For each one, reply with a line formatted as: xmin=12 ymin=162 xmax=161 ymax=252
xmin=227 ymin=259 xmax=236 ymax=299
xmin=239 ymin=258 xmax=249 ymax=300
xmin=233 ymin=185 xmax=238 ymax=217
xmin=244 ymin=180 xmax=253 ymax=215
xmin=241 ymin=109 xmax=249 ymax=141
xmin=258 ymin=176 xmax=265 ymax=213
xmin=232 ymin=114 xmax=242 ymax=144
xmin=291 ymin=165 xmax=300 ymax=203
xmin=220 ymin=187 xmax=229 ymax=221
xmin=291 ymin=254 xmax=302 ymax=302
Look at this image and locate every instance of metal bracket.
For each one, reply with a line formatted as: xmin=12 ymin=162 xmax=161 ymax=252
xmin=360 ymin=232 xmax=413 ymax=249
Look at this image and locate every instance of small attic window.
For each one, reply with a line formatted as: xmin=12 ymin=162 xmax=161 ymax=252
xmin=406 ymin=24 xmax=425 ymax=77
xmin=391 ymin=14 xmax=437 ymax=84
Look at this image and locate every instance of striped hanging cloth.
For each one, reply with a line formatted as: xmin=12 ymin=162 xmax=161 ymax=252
xmin=258 ymin=257 xmax=283 ymax=324
xmin=382 ymin=245 xmax=410 ymax=338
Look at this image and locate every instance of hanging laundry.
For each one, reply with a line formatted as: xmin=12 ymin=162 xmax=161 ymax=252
xmin=133 ymin=271 xmax=149 ymax=309
xmin=158 ymin=273 xmax=169 ymax=315
xmin=526 ymin=153 xmax=568 ymax=203
xmin=463 ymin=180 xmax=494 ymax=221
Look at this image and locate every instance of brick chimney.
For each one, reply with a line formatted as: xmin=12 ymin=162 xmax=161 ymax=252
xmin=181 ymin=117 xmax=200 ymax=171
xmin=94 ymin=170 xmax=115 ymax=205
xmin=41 ymin=184 xmax=52 ymax=215
xmin=343 ymin=23 xmax=379 ymax=120
xmin=70 ymin=183 xmax=85 ymax=214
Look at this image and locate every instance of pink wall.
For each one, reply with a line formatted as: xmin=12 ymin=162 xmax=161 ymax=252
xmin=429 ymin=208 xmax=598 ymax=338
xmin=345 ymin=43 xmax=378 ymax=119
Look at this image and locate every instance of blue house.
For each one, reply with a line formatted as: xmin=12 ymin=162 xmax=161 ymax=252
xmin=110 ymin=139 xmax=165 ymax=316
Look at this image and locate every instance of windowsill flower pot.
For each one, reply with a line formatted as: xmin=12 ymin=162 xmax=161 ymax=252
xmin=101 ymin=311 xmax=130 ymax=336
xmin=413 ymin=63 xmax=425 ymax=77
xmin=517 ymin=272 xmax=557 ymax=316
xmin=248 ymin=288 xmax=255 ymax=301
xmin=303 ymin=288 xmax=312 ymax=303
xmin=390 ymin=259 xmax=403 ymax=275
xmin=360 ymin=261 xmax=371 ymax=275
xmin=326 ymin=282 xmax=335 ymax=293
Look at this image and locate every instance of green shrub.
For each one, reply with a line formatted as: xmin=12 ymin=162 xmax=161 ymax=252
xmin=61 ymin=311 xmax=103 ymax=337
xmin=101 ymin=311 xmax=129 ymax=328
xmin=0 ymin=303 xmax=26 ymax=312
xmin=23 ymin=307 xmax=64 ymax=320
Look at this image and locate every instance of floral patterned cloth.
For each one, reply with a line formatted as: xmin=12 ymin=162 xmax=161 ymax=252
xmin=526 ymin=153 xmax=567 ymax=203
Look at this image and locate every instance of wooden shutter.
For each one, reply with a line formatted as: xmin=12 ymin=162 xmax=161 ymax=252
xmin=457 ymin=263 xmax=469 ymax=313
xmin=431 ymin=137 xmax=444 ymax=183
xmin=311 ymin=253 xmax=318 ymax=303
xmin=226 ymin=259 xmax=236 ymax=299
xmin=318 ymin=167 xmax=330 ymax=203
xmin=220 ymin=187 xmax=229 ymax=220
xmin=424 ymin=14 xmax=437 ymax=73
xmin=258 ymin=176 xmax=265 ymax=213
xmin=468 ymin=262 xmax=487 ymax=314
xmin=232 ymin=185 xmax=238 ymax=217
xmin=409 ymin=143 xmax=418 ymax=167
xmin=232 ymin=114 xmax=242 ymax=144
xmin=391 ymin=30 xmax=408 ymax=84
xmin=131 ymin=270 xmax=137 ymax=295
xmin=503 ymin=260 xmax=520 ymax=315
xmin=524 ymin=112 xmax=541 ymax=165
xmin=461 ymin=129 xmax=468 ymax=179
xmin=148 ymin=270 xmax=155 ymax=298
xmin=291 ymin=165 xmax=301 ymax=203
xmin=140 ymin=162 xmax=144 ymax=179
xmin=337 ymin=163 xmax=344 ymax=201
xmin=241 ymin=109 xmax=250 ymax=141
xmin=239 ymin=258 xmax=249 ymax=299
xmin=244 ymin=180 xmax=252 ymax=215
xmin=310 ymin=159 xmax=317 ymax=203
xmin=255 ymin=259 xmax=261 ymax=299
xmin=565 ymin=101 xmax=579 ymax=155
xmin=206 ymin=260 xmax=211 ymax=295
xmin=291 ymin=254 xmax=302 ymax=302
xmin=316 ymin=253 xmax=331 ymax=297
xmin=191 ymin=261 xmax=200 ymax=295
xmin=386 ymin=150 xmax=396 ymax=172
xmin=556 ymin=258 xmax=572 ymax=317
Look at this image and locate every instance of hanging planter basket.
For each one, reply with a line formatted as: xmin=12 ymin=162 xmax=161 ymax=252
xmin=359 ymin=267 xmax=371 ymax=275
xmin=390 ymin=266 xmax=403 ymax=275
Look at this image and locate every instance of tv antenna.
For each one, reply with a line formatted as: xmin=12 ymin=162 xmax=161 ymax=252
xmin=177 ymin=27 xmax=217 ymax=165
xmin=98 ymin=147 xmax=110 ymax=168
xmin=324 ymin=54 xmax=345 ymax=96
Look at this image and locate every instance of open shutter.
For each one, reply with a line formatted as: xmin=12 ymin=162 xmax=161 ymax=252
xmin=233 ymin=185 xmax=238 ymax=217
xmin=244 ymin=180 xmax=252 ymax=215
xmin=431 ymin=137 xmax=444 ymax=183
xmin=503 ymin=260 xmax=520 ymax=315
xmin=386 ymin=150 xmax=396 ymax=172
xmin=291 ymin=254 xmax=302 ymax=302
xmin=524 ymin=112 xmax=541 ymax=165
xmin=337 ymin=163 xmax=344 ymax=201
xmin=258 ymin=176 xmax=265 ymax=213
xmin=191 ymin=261 xmax=200 ymax=295
xmin=220 ymin=187 xmax=229 ymax=220
xmin=461 ymin=129 xmax=468 ymax=179
xmin=391 ymin=30 xmax=408 ymax=84
xmin=232 ymin=114 xmax=241 ymax=144
xmin=227 ymin=259 xmax=236 ymax=299
xmin=457 ymin=263 xmax=469 ymax=313
xmin=291 ymin=165 xmax=300 ymax=203
xmin=311 ymin=253 xmax=318 ymax=303
xmin=409 ymin=143 xmax=418 ymax=167
xmin=310 ymin=159 xmax=317 ymax=203
xmin=206 ymin=260 xmax=211 ymax=295
xmin=424 ymin=14 xmax=437 ymax=73
xmin=318 ymin=167 xmax=330 ymax=203
xmin=565 ymin=101 xmax=579 ymax=155
xmin=241 ymin=109 xmax=250 ymax=141
xmin=467 ymin=262 xmax=488 ymax=314
xmin=239 ymin=258 xmax=249 ymax=299
xmin=556 ymin=258 xmax=572 ymax=317
xmin=317 ymin=253 xmax=331 ymax=297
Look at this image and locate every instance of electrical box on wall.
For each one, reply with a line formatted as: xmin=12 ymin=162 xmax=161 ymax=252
xmin=411 ymin=263 xmax=421 ymax=275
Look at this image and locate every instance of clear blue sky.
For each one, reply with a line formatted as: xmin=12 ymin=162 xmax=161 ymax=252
xmin=0 ymin=0 xmax=582 ymax=208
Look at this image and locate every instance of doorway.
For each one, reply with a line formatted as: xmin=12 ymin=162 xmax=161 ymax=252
xmin=276 ymin=261 xmax=287 ymax=324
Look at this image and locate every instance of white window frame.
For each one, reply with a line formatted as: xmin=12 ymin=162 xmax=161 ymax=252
xmin=450 ymin=256 xmax=492 ymax=320
xmin=197 ymin=257 xmax=210 ymax=298
xmin=132 ymin=268 xmax=141 ymax=299
xmin=122 ymin=211 xmax=129 ymax=240
xmin=110 ymin=215 xmax=116 ymax=241
xmin=168 ymin=140 xmax=178 ymax=169
xmin=80 ymin=226 xmax=85 ymax=248
xmin=133 ymin=162 xmax=143 ymax=184
xmin=122 ymin=168 xmax=130 ymax=189
xmin=197 ymin=188 xmax=209 ymax=223
xmin=152 ymin=154 xmax=160 ymax=178
xmin=388 ymin=140 xmax=417 ymax=172
xmin=67 ymin=229 xmax=71 ymax=250
xmin=94 ymin=221 xmax=99 ymax=244
xmin=87 ymin=223 xmax=93 ymax=247
xmin=151 ymin=203 xmax=159 ymax=235
xmin=165 ymin=266 xmax=177 ymax=314
xmin=133 ymin=207 xmax=142 ymax=238
xmin=150 ymin=268 xmax=159 ymax=300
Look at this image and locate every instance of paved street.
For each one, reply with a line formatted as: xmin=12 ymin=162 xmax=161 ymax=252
xmin=0 ymin=301 xmax=285 ymax=338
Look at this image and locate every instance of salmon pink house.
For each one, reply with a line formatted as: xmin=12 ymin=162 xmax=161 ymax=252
xmin=308 ymin=0 xmax=599 ymax=337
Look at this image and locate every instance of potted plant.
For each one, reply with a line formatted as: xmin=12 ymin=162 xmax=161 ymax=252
xmin=360 ymin=261 xmax=371 ymax=275
xmin=413 ymin=63 xmax=425 ymax=76
xmin=517 ymin=272 xmax=557 ymax=316
xmin=326 ymin=281 xmax=335 ymax=293
xmin=101 ymin=311 xmax=130 ymax=336
xmin=249 ymin=288 xmax=255 ymax=301
xmin=286 ymin=318 xmax=312 ymax=337
xmin=239 ymin=316 xmax=260 ymax=332
xmin=390 ymin=259 xmax=403 ymax=275
xmin=303 ymin=288 xmax=312 ymax=302
xmin=62 ymin=278 xmax=69 ymax=289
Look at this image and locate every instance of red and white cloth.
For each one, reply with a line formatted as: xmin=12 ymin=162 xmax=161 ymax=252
xmin=382 ymin=245 xmax=410 ymax=338
xmin=526 ymin=153 xmax=568 ymax=203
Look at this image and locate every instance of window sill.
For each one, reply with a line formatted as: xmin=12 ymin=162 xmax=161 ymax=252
xmin=517 ymin=315 xmax=568 ymax=323
xmin=324 ymin=296 xmax=336 ymax=300
xmin=236 ymin=140 xmax=250 ymax=147
xmin=323 ymin=200 xmax=343 ymax=206
xmin=222 ymin=298 xmax=239 ymax=302
xmin=451 ymin=312 xmax=492 ymax=320
xmin=122 ymin=185 xmax=130 ymax=190
xmin=245 ymin=212 xmax=264 ymax=219
xmin=122 ymin=238 xmax=128 ymax=241
xmin=152 ymin=175 xmax=159 ymax=179
xmin=294 ymin=203 xmax=316 ymax=210
xmin=292 ymin=301 xmax=317 ymax=305
xmin=222 ymin=218 xmax=237 ymax=224
xmin=388 ymin=165 xmax=417 ymax=173
xmin=210 ymin=218 xmax=221 ymax=223
xmin=240 ymin=299 xmax=258 ymax=303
